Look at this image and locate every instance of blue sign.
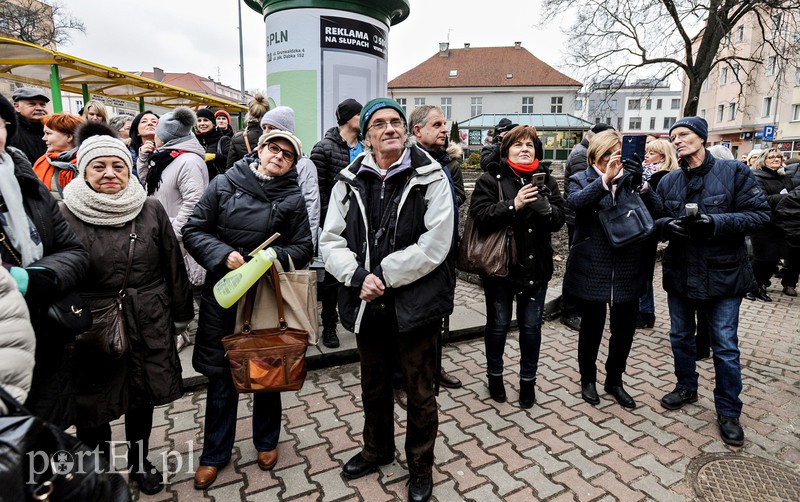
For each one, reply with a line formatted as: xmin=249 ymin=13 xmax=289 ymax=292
xmin=763 ymin=125 xmax=775 ymax=141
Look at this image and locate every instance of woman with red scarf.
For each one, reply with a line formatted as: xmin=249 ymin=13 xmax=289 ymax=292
xmin=468 ymin=125 xmax=565 ymax=408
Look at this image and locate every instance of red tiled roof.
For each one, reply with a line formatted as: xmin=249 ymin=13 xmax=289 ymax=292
xmin=135 ymin=72 xmax=231 ymax=101
xmin=388 ymin=45 xmax=581 ymax=89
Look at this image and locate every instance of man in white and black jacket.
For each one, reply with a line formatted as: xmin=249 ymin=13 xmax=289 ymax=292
xmin=319 ymin=98 xmax=455 ymax=502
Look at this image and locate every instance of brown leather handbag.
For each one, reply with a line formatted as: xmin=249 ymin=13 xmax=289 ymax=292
xmin=457 ymin=181 xmax=516 ymax=277
xmin=222 ymin=266 xmax=308 ymax=393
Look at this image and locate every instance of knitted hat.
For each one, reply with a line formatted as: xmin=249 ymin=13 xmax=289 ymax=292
xmin=495 ymin=118 xmax=518 ymax=134
xmin=590 ymin=122 xmax=614 ymax=134
xmin=214 ymin=109 xmax=232 ymax=124
xmin=360 ymin=98 xmax=406 ymax=133
xmin=260 ymin=106 xmax=295 ymax=133
xmin=196 ymin=108 xmax=215 ymax=122
xmin=669 ymin=116 xmax=708 ymax=141
xmin=0 ymin=93 xmax=18 ymax=143
xmin=77 ymin=134 xmax=133 ymax=174
xmin=257 ymin=129 xmax=302 ymax=161
xmin=336 ymin=98 xmax=362 ymax=126
xmin=155 ymin=107 xmax=196 ymax=143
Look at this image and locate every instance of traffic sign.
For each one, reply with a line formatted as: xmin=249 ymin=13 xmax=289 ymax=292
xmin=763 ymin=125 xmax=775 ymax=141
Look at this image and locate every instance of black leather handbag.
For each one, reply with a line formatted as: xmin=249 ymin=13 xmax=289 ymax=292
xmin=0 ymin=387 xmax=131 ymax=502
xmin=46 ymin=291 xmax=92 ymax=337
xmin=597 ymin=191 xmax=654 ymax=249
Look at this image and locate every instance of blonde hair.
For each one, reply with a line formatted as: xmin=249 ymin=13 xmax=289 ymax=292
xmin=753 ymin=147 xmax=783 ymax=170
xmin=82 ymin=100 xmax=108 ymax=122
xmin=586 ymin=130 xmax=622 ymax=166
xmin=646 ymin=139 xmax=679 ymax=172
xmin=246 ymin=93 xmax=269 ymax=125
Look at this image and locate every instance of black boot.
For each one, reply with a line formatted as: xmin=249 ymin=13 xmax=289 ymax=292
xmin=322 ymin=325 xmax=340 ymax=348
xmin=408 ymin=472 xmax=433 ymax=502
xmin=129 ymin=458 xmax=163 ymax=495
xmin=519 ymin=379 xmax=536 ymax=409
xmin=487 ymin=374 xmax=506 ymax=403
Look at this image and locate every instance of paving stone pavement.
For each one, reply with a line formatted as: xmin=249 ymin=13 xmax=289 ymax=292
xmin=115 ymin=266 xmax=800 ymax=501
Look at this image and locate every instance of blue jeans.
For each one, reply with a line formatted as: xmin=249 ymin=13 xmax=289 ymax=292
xmin=483 ymin=278 xmax=546 ymax=381
xmin=667 ymin=294 xmax=743 ymax=418
xmin=638 ymin=281 xmax=655 ymax=314
xmin=199 ymin=372 xmax=282 ymax=467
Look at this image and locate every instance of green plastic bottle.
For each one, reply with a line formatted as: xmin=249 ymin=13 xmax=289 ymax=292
xmin=213 ymin=248 xmax=277 ymax=308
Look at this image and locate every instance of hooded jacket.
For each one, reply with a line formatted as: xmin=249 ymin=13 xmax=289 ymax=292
xmin=182 ymin=157 xmax=313 ymax=377
xmin=655 ymin=153 xmax=770 ymax=299
xmin=137 ymin=134 xmax=209 ymax=285
xmin=319 ymin=147 xmax=455 ymax=333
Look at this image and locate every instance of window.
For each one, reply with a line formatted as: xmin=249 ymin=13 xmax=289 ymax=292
xmin=649 ymin=117 xmax=656 ymax=130
xmin=448 ymin=69 xmax=457 ymax=78
xmin=671 ymin=99 xmax=680 ymax=110
xmin=629 ymin=117 xmax=642 ymax=130
xmin=720 ymin=67 xmax=728 ymax=85
xmin=396 ymin=98 xmax=407 ymax=114
xmin=796 ymin=67 xmax=800 ymax=86
xmin=414 ymin=97 xmax=425 ymax=107
xmin=628 ymin=99 xmax=641 ymax=110
xmin=717 ymin=105 xmax=724 ymax=122
xmin=663 ymin=117 xmax=676 ymax=129
xmin=722 ymin=33 xmax=732 ymax=47
xmin=470 ymin=97 xmax=482 ymax=117
xmin=645 ymin=99 xmax=652 ymax=110
xmin=610 ymin=99 xmax=618 ymax=111
xmin=772 ymin=14 xmax=782 ymax=35
xmin=606 ymin=117 xmax=612 ymax=125
xmin=766 ymin=56 xmax=777 ymax=76
xmin=550 ymin=96 xmax=563 ymax=113
xmin=762 ymin=97 xmax=773 ymax=117
xmin=594 ymin=117 xmax=601 ymax=124
xmin=441 ymin=97 xmax=452 ymax=120
xmin=522 ymin=96 xmax=534 ymax=114
xmin=728 ymin=102 xmax=736 ymax=121
xmin=735 ymin=25 xmax=744 ymax=42
xmin=792 ymin=104 xmax=800 ymax=121
xmin=656 ymin=99 xmax=663 ymax=109
xmin=701 ymin=79 xmax=709 ymax=92
xmin=700 ymin=109 xmax=706 ymax=119
xmin=589 ymin=99 xmax=596 ymax=110
xmin=575 ymin=99 xmax=583 ymax=111
xmin=732 ymin=63 xmax=740 ymax=79
xmin=616 ymin=117 xmax=623 ymax=131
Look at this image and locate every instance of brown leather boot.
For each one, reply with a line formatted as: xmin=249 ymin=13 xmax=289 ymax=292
xmin=257 ymin=450 xmax=279 ymax=471
xmin=194 ymin=466 xmax=218 ymax=490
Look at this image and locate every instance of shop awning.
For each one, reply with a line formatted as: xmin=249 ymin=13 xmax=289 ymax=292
xmin=0 ymin=36 xmax=247 ymax=113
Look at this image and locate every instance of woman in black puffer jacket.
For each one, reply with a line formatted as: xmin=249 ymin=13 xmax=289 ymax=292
xmin=564 ymin=130 xmax=662 ymax=410
xmin=226 ymin=93 xmax=269 ymax=169
xmin=469 ymin=125 xmax=565 ymax=409
xmin=182 ymin=130 xmax=312 ymax=490
xmin=749 ymin=148 xmax=800 ymax=299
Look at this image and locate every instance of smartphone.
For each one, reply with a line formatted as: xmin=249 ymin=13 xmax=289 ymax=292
xmin=523 ymin=172 xmax=547 ymax=187
xmin=621 ymin=135 xmax=647 ymax=162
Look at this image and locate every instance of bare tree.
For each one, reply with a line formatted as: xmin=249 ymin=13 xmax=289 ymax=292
xmin=0 ymin=0 xmax=85 ymax=48
xmin=542 ymin=0 xmax=800 ymax=116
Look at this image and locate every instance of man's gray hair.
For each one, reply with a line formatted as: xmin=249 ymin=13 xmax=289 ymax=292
xmin=363 ymin=122 xmax=414 ymax=156
xmin=408 ymin=105 xmax=443 ymax=131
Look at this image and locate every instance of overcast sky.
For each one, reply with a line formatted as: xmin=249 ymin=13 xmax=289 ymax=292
xmin=63 ymin=0 xmax=571 ymax=93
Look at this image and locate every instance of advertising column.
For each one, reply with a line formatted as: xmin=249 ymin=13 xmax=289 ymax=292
xmin=250 ymin=0 xmax=409 ymax=149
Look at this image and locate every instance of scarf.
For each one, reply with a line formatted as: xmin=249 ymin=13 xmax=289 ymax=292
xmin=0 ymin=151 xmax=43 ymax=265
xmin=643 ymin=162 xmax=661 ymax=181
xmin=145 ymin=149 xmax=189 ymax=195
xmin=248 ymin=160 xmax=302 ymax=200
xmin=62 ymin=171 xmax=147 ymax=226
xmin=507 ymin=158 xmax=540 ymax=177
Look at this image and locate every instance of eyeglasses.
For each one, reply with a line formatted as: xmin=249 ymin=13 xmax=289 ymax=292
xmin=767 ymin=155 xmax=783 ymax=160
xmin=266 ymin=142 xmax=296 ymax=162
xmin=368 ymin=119 xmax=404 ymax=132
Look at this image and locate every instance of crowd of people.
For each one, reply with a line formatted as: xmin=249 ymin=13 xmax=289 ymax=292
xmin=0 ymin=83 xmax=798 ymax=502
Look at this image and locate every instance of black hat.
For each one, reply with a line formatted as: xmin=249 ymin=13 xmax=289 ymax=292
xmin=11 ymin=87 xmax=50 ymax=103
xmin=336 ymin=98 xmax=362 ymax=126
xmin=196 ymin=108 xmax=215 ymax=122
xmin=0 ymin=93 xmax=18 ymax=143
xmin=590 ymin=123 xmax=614 ymax=134
xmin=669 ymin=116 xmax=708 ymax=142
xmin=495 ymin=118 xmax=518 ymax=134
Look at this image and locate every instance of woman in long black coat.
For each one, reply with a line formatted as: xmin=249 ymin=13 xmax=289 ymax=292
xmin=183 ymin=130 xmax=313 ymax=490
xmin=564 ymin=130 xmax=662 ymax=409
xmin=60 ymin=127 xmax=193 ymax=495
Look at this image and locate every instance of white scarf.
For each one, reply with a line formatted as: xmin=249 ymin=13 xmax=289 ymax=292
xmin=0 ymin=151 xmax=43 ymax=265
xmin=62 ymin=172 xmax=147 ymax=226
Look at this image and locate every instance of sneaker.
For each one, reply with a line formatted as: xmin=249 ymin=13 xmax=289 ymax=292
xmin=322 ymin=326 xmax=340 ymax=348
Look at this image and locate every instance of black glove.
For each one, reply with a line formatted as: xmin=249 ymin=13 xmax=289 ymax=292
xmin=537 ymin=184 xmax=552 ymax=198
xmin=665 ymin=218 xmax=690 ymax=239
xmin=493 ymin=134 xmax=503 ymax=145
xmin=623 ymin=154 xmax=644 ymax=189
xmin=685 ymin=214 xmax=715 ymax=240
xmin=24 ymin=267 xmax=59 ymax=304
xmin=529 ymin=196 xmax=551 ymax=217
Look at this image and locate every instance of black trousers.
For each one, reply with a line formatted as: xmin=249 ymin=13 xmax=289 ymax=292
xmin=319 ymin=271 xmax=340 ymax=328
xmin=76 ymin=404 xmax=154 ymax=472
xmin=577 ymin=300 xmax=637 ymax=386
xmin=356 ymin=305 xmax=439 ymax=476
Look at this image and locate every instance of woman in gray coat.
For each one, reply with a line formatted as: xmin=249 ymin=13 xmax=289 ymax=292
xmin=61 ymin=126 xmax=193 ymax=495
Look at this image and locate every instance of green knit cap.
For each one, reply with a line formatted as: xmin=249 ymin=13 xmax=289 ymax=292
xmin=359 ymin=97 xmax=406 ymax=133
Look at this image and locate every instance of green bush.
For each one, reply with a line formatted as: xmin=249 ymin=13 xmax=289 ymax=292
xmin=468 ymin=152 xmax=480 ymax=165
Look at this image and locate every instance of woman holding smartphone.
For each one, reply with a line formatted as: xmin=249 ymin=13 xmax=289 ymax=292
xmin=564 ymin=130 xmax=662 ymax=409
xmin=469 ymin=125 xmax=565 ymax=408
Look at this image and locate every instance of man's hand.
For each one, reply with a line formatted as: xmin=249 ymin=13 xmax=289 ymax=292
xmin=665 ymin=218 xmax=690 ymax=239
xmin=686 ymin=214 xmax=715 ymax=240
xmin=360 ymin=273 xmax=385 ymax=301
